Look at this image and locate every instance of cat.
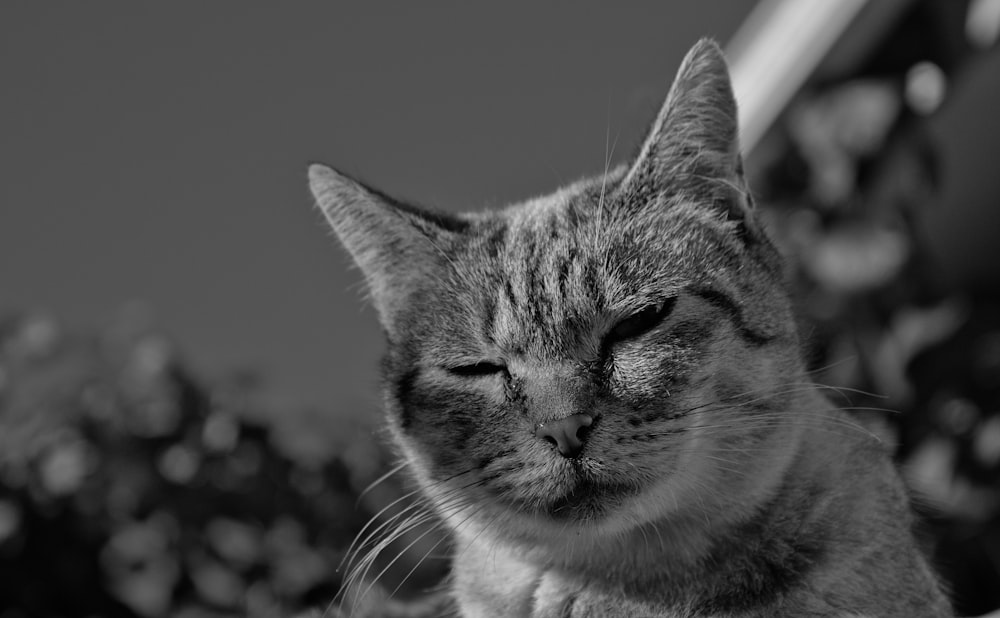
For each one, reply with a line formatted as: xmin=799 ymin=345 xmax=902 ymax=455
xmin=309 ymin=39 xmax=952 ymax=618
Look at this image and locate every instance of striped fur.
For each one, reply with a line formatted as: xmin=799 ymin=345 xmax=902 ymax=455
xmin=310 ymin=40 xmax=951 ymax=617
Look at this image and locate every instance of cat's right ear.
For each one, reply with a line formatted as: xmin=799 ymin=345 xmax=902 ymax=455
xmin=309 ymin=163 xmax=455 ymax=326
xmin=620 ymin=39 xmax=763 ymax=242
xmin=623 ymin=38 xmax=742 ymax=188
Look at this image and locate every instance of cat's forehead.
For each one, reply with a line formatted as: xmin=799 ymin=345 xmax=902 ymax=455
xmin=480 ymin=177 xmax=729 ymax=281
xmin=445 ymin=182 xmax=734 ymax=357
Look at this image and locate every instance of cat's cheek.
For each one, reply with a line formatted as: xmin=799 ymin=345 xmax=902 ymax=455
xmin=392 ymin=385 xmax=496 ymax=472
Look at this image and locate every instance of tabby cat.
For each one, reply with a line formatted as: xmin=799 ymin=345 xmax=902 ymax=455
xmin=309 ymin=39 xmax=952 ymax=618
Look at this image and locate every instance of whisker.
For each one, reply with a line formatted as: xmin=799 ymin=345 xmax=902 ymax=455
xmin=351 ymin=495 xmax=487 ymax=611
xmin=355 ymin=511 xmax=448 ymax=608
xmin=340 ymin=472 xmax=492 ymax=612
xmin=356 ymin=461 xmax=407 ymax=505
xmin=388 ymin=530 xmax=451 ymax=600
xmin=340 ymin=466 xmax=479 ymax=573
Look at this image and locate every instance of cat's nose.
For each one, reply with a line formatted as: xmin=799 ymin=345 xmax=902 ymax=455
xmin=535 ymin=413 xmax=594 ymax=458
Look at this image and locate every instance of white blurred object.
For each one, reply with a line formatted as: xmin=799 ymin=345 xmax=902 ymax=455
xmin=967 ymin=0 xmax=1000 ymax=48
xmin=727 ymin=0 xmax=869 ymax=152
xmin=905 ymin=61 xmax=948 ymax=115
xmin=728 ymin=0 xmax=1000 ymax=150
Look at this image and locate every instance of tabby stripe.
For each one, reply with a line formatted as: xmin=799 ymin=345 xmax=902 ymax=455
xmin=546 ymin=214 xmax=560 ymax=241
xmin=502 ymin=279 xmax=517 ymax=315
xmin=482 ymin=223 xmax=507 ymax=259
xmin=690 ymin=287 xmax=773 ymax=346
xmin=556 ymin=251 xmax=573 ymax=303
xmin=394 ymin=368 xmax=419 ymax=429
xmin=582 ymin=259 xmax=603 ymax=307
xmin=525 ymin=244 xmax=545 ymax=324
xmin=483 ymin=294 xmax=498 ymax=344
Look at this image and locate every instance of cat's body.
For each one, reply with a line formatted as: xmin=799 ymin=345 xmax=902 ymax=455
xmin=310 ymin=40 xmax=951 ymax=617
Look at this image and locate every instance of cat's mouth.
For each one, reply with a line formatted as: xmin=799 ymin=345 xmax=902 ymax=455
xmin=477 ymin=445 xmax=645 ymax=522
xmin=487 ymin=463 xmax=641 ymax=522
xmin=484 ymin=462 xmax=641 ymax=522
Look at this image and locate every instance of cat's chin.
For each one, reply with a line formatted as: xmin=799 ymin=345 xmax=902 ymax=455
xmin=544 ymin=480 xmax=633 ymax=522
xmin=507 ymin=476 xmax=640 ymax=524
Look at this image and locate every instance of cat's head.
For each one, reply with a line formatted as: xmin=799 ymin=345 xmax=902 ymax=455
xmin=311 ymin=40 xmax=804 ymax=549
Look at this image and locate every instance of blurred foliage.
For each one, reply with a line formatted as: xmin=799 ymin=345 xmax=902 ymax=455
xmin=0 ymin=313 xmax=446 ymax=618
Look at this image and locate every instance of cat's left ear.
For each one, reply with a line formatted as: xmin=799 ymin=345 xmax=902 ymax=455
xmin=622 ymin=39 xmax=755 ymax=230
xmin=309 ymin=163 xmax=459 ymax=328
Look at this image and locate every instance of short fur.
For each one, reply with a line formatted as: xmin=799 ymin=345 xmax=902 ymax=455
xmin=310 ymin=39 xmax=951 ymax=617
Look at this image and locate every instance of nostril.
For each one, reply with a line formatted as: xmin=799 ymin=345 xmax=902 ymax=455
xmin=534 ymin=413 xmax=595 ymax=458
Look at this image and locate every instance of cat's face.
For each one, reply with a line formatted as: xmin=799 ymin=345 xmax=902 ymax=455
xmin=311 ymin=40 xmax=802 ymax=547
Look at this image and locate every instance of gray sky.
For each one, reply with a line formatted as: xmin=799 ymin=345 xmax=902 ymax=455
xmin=2 ymin=3 xmax=998 ymax=418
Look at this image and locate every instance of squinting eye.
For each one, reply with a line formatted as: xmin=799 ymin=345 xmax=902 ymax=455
xmin=447 ymin=361 xmax=508 ymax=378
xmin=606 ymin=298 xmax=677 ymax=345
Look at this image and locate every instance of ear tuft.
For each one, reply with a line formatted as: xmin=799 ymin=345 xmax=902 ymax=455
xmin=309 ymin=163 xmax=370 ymax=224
xmin=308 ymin=162 xmax=340 ymax=191
xmin=309 ymin=163 xmax=351 ymax=205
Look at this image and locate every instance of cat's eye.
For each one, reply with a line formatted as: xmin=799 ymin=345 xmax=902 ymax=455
xmin=606 ymin=298 xmax=677 ymax=345
xmin=447 ymin=361 xmax=508 ymax=379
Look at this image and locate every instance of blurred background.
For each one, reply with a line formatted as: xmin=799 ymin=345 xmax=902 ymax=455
xmin=1 ymin=1 xmax=999 ymax=616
